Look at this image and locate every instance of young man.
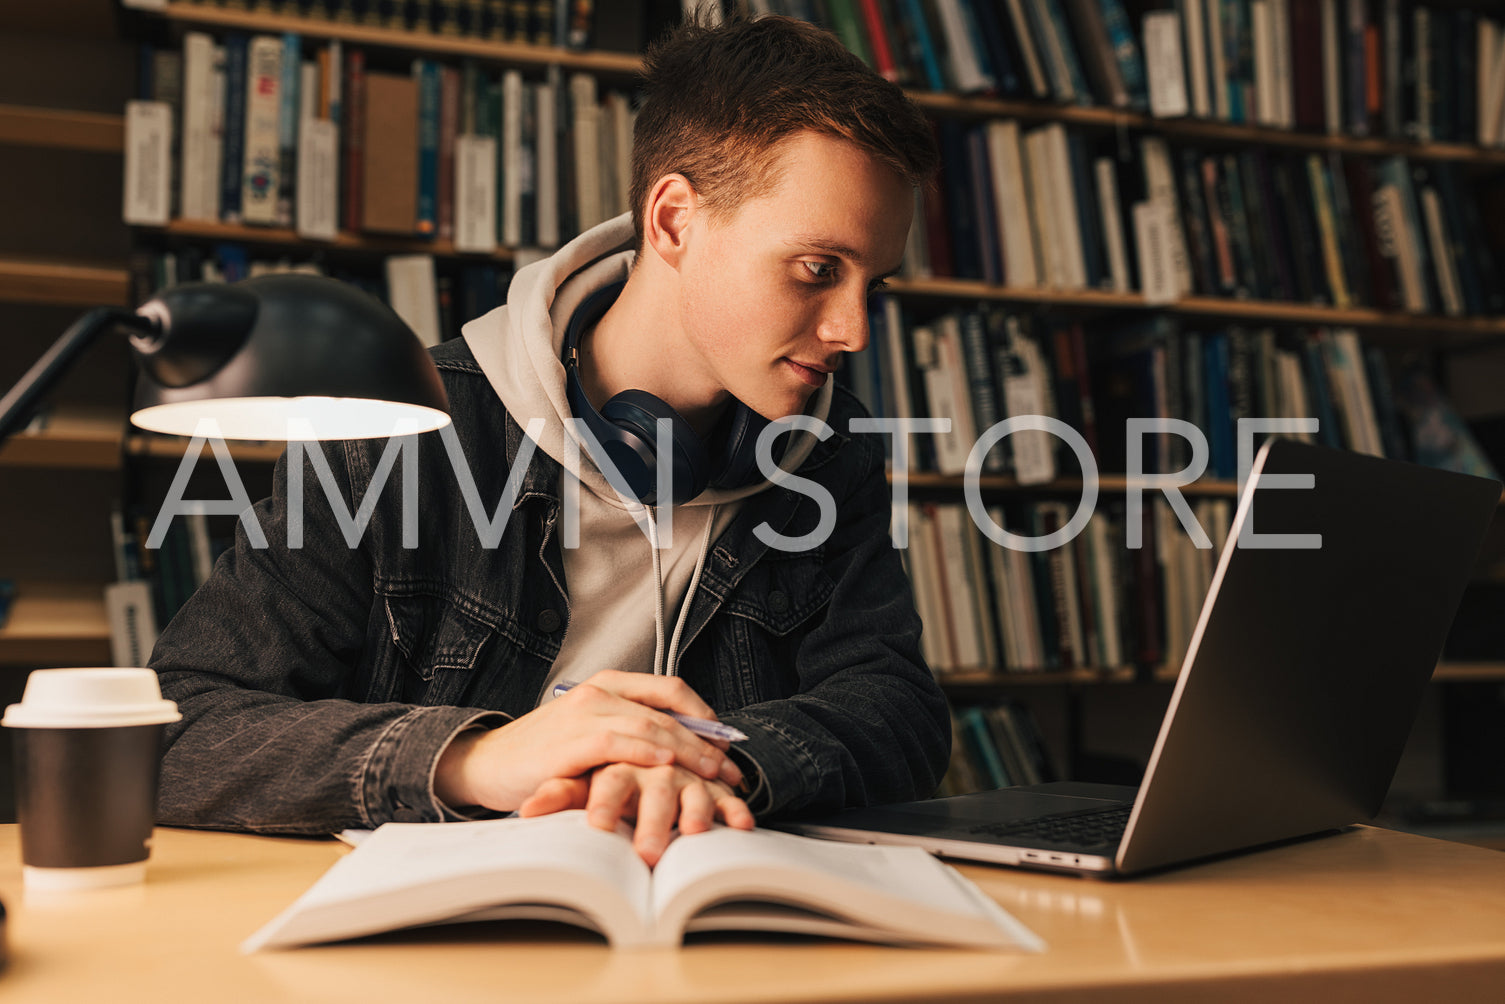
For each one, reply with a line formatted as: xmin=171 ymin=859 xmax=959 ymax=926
xmin=150 ymin=14 xmax=947 ymax=866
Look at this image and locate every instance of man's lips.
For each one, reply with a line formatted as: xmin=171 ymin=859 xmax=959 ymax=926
xmin=786 ymin=358 xmax=834 ymax=386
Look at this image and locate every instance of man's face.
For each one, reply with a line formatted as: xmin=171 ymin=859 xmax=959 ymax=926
xmin=675 ymin=130 xmax=915 ymax=420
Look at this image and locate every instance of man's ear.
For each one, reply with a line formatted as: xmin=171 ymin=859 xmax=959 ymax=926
xmin=644 ymin=174 xmax=698 ymax=269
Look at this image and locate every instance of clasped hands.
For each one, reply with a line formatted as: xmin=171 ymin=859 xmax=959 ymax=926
xmin=434 ymin=670 xmax=755 ymax=865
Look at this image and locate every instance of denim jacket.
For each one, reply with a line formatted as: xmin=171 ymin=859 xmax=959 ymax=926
xmin=150 ymin=338 xmax=950 ymax=834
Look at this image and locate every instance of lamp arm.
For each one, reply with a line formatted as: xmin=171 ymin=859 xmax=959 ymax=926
xmin=0 ymin=307 xmax=159 ymax=446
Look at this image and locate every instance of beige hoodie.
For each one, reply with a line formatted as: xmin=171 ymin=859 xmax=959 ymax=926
xmin=462 ymin=215 xmax=832 ymax=703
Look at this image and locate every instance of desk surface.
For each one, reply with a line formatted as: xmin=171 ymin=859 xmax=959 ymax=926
xmin=1 ymin=824 xmax=1503 ymax=1003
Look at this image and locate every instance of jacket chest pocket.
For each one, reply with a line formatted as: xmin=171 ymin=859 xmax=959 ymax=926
xmin=723 ymin=547 xmax=834 ymax=635
xmin=383 ymin=592 xmax=500 ymax=705
xmin=715 ymin=549 xmax=833 ymax=706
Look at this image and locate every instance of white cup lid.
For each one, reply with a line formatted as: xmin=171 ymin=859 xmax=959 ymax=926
xmin=1 ymin=668 xmax=181 ymax=729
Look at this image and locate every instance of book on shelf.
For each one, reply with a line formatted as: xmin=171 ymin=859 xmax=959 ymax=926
xmin=939 ymin=701 xmax=1057 ymax=797
xmin=241 ymin=811 xmax=1044 ymax=952
xmin=104 ymin=580 xmax=159 ymax=669
xmin=363 ymin=71 xmax=421 ymax=234
xmin=128 ymin=28 xmax=639 ymax=251
xmin=133 ymin=0 xmax=1505 ymax=149
xmin=907 ymin=111 xmax=1505 ymax=319
xmin=384 ymin=254 xmax=444 ymax=347
xmin=123 ymin=99 xmax=173 ymax=226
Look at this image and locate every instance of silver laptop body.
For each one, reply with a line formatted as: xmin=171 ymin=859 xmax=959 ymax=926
xmin=776 ymin=439 xmax=1501 ymax=877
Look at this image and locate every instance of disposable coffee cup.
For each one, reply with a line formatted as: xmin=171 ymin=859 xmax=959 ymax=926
xmin=2 ymin=668 xmax=180 ymax=891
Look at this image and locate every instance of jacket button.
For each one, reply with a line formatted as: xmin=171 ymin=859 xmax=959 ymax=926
xmin=536 ymin=609 xmax=562 ymax=633
xmin=768 ymin=590 xmax=789 ymax=614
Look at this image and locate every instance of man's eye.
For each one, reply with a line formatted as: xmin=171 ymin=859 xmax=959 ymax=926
xmin=803 ymin=261 xmax=837 ymax=281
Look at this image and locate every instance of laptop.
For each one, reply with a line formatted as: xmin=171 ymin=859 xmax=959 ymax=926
xmin=775 ymin=439 xmax=1501 ymax=877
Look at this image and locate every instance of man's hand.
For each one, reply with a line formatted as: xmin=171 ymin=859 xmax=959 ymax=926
xmin=433 ymin=670 xmax=743 ymax=817
xmin=518 ymin=763 xmax=755 ymax=866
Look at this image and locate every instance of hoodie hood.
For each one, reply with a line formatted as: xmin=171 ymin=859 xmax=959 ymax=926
xmin=462 ymin=213 xmax=833 ymax=510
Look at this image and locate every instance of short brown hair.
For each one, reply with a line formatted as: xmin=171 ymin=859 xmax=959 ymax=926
xmin=630 ymin=13 xmax=938 ymax=246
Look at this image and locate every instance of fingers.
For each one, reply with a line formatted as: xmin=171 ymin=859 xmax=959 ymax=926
xmin=574 ymin=717 xmax=728 ymax=782
xmin=572 ymin=670 xmax=719 ymax=721
xmin=517 ymin=776 xmax=589 ymax=817
xmin=580 ymin=764 xmax=755 ymax=866
xmin=677 ymin=781 xmax=717 ymax=835
xmin=553 ymin=686 xmax=739 ymax=784
xmin=715 ymin=788 xmax=756 ymax=830
xmin=584 ymin=763 xmax=640 ymax=835
xmin=631 ymin=770 xmax=683 ymax=866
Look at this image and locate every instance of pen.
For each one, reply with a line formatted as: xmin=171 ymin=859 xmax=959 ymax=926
xmin=550 ymin=682 xmax=749 ymax=743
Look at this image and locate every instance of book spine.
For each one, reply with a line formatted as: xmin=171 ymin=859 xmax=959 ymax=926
xmin=241 ymin=35 xmax=282 ymax=226
xmin=275 ymin=33 xmax=301 ymax=227
xmin=415 ymin=59 xmax=442 ymax=237
xmin=1172 ymin=147 xmax=1216 ymax=296
xmin=1098 ymin=0 xmax=1149 ymax=109
xmin=1066 ymin=131 xmax=1106 ymax=289
xmin=123 ymin=100 xmax=173 ymax=226
xmin=219 ymin=33 xmax=249 ymax=224
xmin=535 ymin=77 xmax=559 ymax=248
xmin=1002 ymin=0 xmax=1050 ymax=98
xmin=985 ymin=119 xmax=1039 ymax=288
xmin=1144 ymin=10 xmax=1190 ymax=118
xmin=1065 ymin=0 xmax=1128 ymax=108
xmin=1305 ymin=153 xmax=1352 ymax=308
xmin=958 ymin=309 xmax=1005 ymax=473
xmin=826 ymin=0 xmax=876 ymax=71
xmin=1094 ymin=155 xmax=1131 ymax=293
xmin=857 ymin=0 xmax=900 ymax=81
xmin=180 ymin=33 xmax=217 ymax=222
xmin=341 ymin=47 xmax=365 ymax=232
xmin=965 ymin=127 xmax=1003 ymax=285
xmin=900 ymin=0 xmax=947 ymax=91
xmin=438 ymin=63 xmax=460 ymax=243
xmin=934 ymin=0 xmax=993 ymax=92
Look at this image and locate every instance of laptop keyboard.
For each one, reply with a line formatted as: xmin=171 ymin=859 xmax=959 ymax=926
xmin=966 ymin=803 xmax=1132 ymax=849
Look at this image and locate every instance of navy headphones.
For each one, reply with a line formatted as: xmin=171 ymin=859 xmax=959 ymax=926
xmin=562 ymin=281 xmax=770 ymax=505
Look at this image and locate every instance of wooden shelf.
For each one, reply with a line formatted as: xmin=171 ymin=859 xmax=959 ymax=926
xmin=153 ymin=3 xmax=641 ymax=75
xmin=126 ymin=432 xmax=286 ymax=465
xmin=0 ymin=103 xmax=123 ymax=154
xmin=910 ymin=91 xmax=1505 ymax=165
xmin=0 ymin=257 xmax=130 ymax=307
xmin=0 ymin=580 xmax=111 ymax=667
xmin=940 ymin=668 xmax=1138 ymax=689
xmin=1 ymin=412 xmax=285 ymax=472
xmin=943 ymin=662 xmax=1505 ymax=689
xmin=145 ymin=219 xmax=517 ymax=262
xmin=1433 ymin=662 xmax=1505 ymax=683
xmin=902 ymin=472 xmax=1241 ymax=497
xmin=150 ymin=3 xmax=1505 ymax=166
xmin=888 ymin=276 xmax=1505 ymax=339
xmin=0 ymin=410 xmax=125 ymax=470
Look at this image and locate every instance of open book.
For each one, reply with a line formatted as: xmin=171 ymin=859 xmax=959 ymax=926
xmin=243 ymin=811 xmax=1044 ymax=952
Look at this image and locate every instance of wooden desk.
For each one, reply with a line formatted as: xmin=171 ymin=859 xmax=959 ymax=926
xmin=1 ymin=824 xmax=1502 ymax=1002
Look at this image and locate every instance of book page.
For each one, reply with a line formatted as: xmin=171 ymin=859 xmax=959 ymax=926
xmin=243 ymin=812 xmax=653 ymax=950
xmin=650 ymin=826 xmax=1043 ymax=950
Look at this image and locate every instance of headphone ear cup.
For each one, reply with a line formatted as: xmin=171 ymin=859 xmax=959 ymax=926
xmin=601 ymin=390 xmax=711 ymax=504
xmin=711 ymin=403 xmax=770 ymax=490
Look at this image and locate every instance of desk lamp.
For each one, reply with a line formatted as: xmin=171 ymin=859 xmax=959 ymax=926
xmin=0 ymin=272 xmax=451 ymax=446
xmin=0 ymin=275 xmax=449 ymax=946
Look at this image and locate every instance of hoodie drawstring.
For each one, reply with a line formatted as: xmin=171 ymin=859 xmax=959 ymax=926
xmin=645 ymin=504 xmax=718 ymax=678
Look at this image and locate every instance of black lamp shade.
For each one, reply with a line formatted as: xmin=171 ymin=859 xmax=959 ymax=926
xmin=130 ymin=274 xmax=451 ymax=441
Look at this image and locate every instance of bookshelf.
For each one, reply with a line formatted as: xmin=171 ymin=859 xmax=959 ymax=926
xmin=0 ymin=1 xmax=138 ymax=673
xmin=0 ymin=102 xmax=123 ymax=153
xmin=148 ymin=219 xmax=520 ymax=262
xmin=0 ymin=580 xmax=111 ymax=666
xmin=99 ymin=2 xmax=1505 ymax=818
